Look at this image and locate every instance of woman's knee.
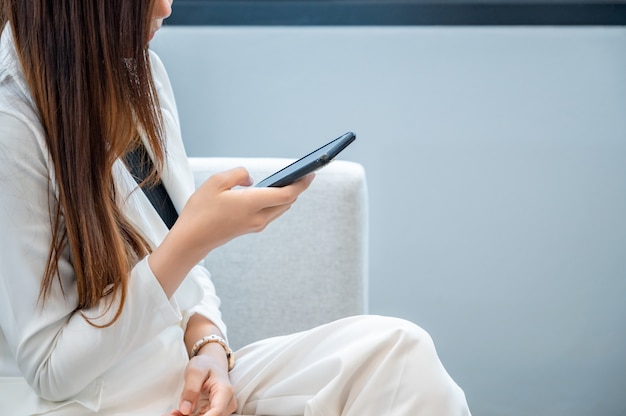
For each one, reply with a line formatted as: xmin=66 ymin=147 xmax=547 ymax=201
xmin=342 ymin=315 xmax=470 ymax=414
xmin=357 ymin=315 xmax=436 ymax=349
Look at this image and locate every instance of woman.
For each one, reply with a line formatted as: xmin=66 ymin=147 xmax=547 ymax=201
xmin=0 ymin=1 xmax=471 ymax=415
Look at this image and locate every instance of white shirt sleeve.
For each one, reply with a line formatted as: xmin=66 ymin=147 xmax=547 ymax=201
xmin=0 ymin=112 xmax=188 ymax=401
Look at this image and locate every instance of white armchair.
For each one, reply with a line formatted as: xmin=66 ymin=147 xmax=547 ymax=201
xmin=190 ymin=157 xmax=369 ymax=350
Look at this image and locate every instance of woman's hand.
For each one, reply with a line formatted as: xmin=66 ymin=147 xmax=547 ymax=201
xmin=149 ymin=167 xmax=314 ymax=297
xmin=177 ymin=167 xmax=314 ymax=254
xmin=167 ymin=344 xmax=237 ymax=416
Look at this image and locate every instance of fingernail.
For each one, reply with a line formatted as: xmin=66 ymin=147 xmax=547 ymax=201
xmin=180 ymin=400 xmax=193 ymax=415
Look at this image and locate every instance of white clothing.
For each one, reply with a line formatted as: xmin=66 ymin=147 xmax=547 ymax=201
xmin=230 ymin=315 xmax=470 ymax=416
xmin=0 ymin=25 xmax=225 ymax=415
xmin=0 ymin=25 xmax=470 ymax=415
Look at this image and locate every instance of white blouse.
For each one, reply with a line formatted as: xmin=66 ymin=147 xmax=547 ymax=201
xmin=0 ymin=25 xmax=226 ymax=415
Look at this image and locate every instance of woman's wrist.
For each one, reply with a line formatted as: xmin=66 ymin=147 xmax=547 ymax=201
xmin=184 ymin=315 xmax=233 ymax=369
xmin=191 ymin=334 xmax=235 ymax=371
xmin=192 ymin=341 xmax=232 ymax=375
xmin=148 ymin=226 xmax=207 ymax=298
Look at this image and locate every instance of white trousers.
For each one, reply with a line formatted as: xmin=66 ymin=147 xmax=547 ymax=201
xmin=229 ymin=315 xmax=471 ymax=416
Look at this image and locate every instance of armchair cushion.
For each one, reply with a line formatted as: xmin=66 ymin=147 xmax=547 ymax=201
xmin=189 ymin=157 xmax=369 ymax=350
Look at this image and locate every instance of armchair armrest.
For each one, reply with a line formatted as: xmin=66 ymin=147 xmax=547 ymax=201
xmin=189 ymin=157 xmax=369 ymax=350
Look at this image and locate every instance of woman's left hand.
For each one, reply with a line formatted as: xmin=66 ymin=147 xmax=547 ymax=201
xmin=167 ymin=346 xmax=237 ymax=416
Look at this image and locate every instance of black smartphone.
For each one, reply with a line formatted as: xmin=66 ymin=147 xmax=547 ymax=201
xmin=255 ymin=132 xmax=356 ymax=187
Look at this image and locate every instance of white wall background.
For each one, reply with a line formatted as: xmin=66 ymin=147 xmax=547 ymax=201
xmin=151 ymin=26 xmax=626 ymax=415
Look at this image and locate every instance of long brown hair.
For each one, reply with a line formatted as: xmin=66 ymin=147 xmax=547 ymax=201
xmin=3 ymin=0 xmax=165 ymax=326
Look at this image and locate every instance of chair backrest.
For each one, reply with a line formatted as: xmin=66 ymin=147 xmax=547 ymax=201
xmin=190 ymin=157 xmax=369 ymax=350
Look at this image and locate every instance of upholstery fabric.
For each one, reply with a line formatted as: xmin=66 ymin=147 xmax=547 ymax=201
xmin=190 ymin=157 xmax=369 ymax=350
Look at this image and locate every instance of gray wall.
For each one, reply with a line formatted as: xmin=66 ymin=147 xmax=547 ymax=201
xmin=151 ymin=26 xmax=626 ymax=415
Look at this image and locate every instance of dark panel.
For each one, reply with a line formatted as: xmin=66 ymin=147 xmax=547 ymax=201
xmin=166 ymin=1 xmax=626 ymax=26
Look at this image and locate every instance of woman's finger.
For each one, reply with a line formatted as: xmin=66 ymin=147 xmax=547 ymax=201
xmin=205 ymin=167 xmax=254 ymax=191
xmin=246 ymin=172 xmax=316 ymax=208
xmin=178 ymin=360 xmax=210 ymax=415
xmin=201 ymin=381 xmax=237 ymax=416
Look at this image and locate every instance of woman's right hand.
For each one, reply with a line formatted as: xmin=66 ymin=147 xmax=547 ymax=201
xmin=178 ymin=167 xmax=314 ymax=253
xmin=148 ymin=167 xmax=314 ymax=297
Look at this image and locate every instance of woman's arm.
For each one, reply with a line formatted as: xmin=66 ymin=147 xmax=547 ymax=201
xmin=148 ymin=168 xmax=314 ymax=299
xmin=0 ymin=112 xmax=185 ymax=401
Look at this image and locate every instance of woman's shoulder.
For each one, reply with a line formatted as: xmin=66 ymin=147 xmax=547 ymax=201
xmin=0 ymin=46 xmax=50 ymax=172
xmin=148 ymin=49 xmax=181 ymax=130
xmin=0 ymin=77 xmax=48 ymax=164
xmin=0 ymin=92 xmax=42 ymax=139
xmin=148 ymin=49 xmax=167 ymax=77
xmin=0 ymin=26 xmax=46 ymax=151
xmin=148 ymin=49 xmax=174 ymax=99
xmin=0 ymin=111 xmax=48 ymax=174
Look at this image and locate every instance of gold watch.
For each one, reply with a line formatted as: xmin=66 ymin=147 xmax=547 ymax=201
xmin=191 ymin=334 xmax=235 ymax=371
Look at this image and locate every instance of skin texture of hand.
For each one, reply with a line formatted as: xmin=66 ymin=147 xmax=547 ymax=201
xmin=178 ymin=167 xmax=313 ymax=254
xmin=149 ymin=167 xmax=315 ymax=297
xmin=166 ymin=344 xmax=237 ymax=416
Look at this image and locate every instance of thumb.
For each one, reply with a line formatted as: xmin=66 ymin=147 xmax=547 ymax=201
xmin=214 ymin=167 xmax=253 ymax=189
xmin=178 ymin=399 xmax=193 ymax=416
xmin=178 ymin=366 xmax=205 ymax=415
